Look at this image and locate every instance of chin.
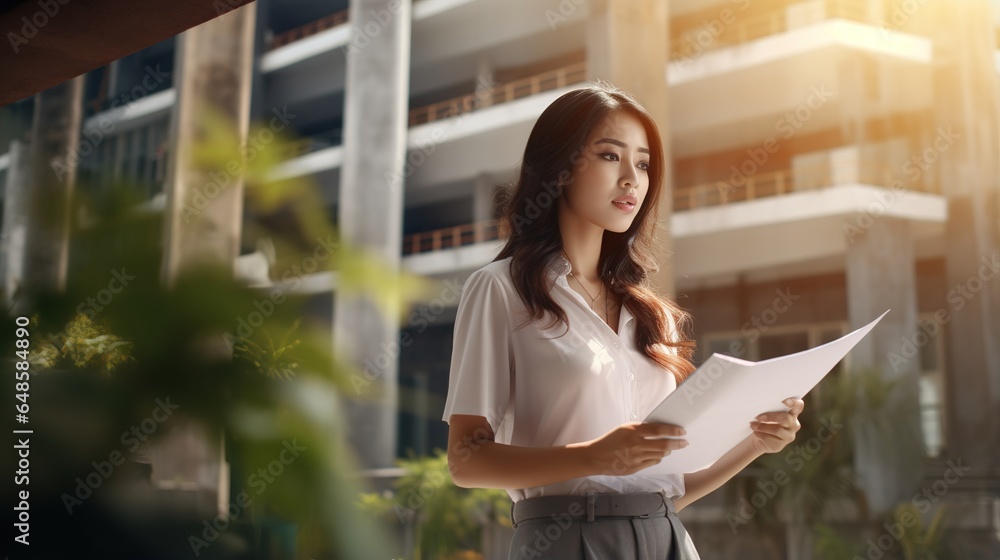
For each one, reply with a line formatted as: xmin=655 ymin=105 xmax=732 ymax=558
xmin=605 ymin=220 xmax=634 ymax=234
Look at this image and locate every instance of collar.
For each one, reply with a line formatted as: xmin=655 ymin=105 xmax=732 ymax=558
xmin=546 ymin=253 xmax=635 ymax=329
xmin=546 ymin=252 xmax=573 ymax=279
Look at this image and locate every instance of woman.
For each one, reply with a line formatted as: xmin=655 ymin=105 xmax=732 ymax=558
xmin=441 ymin=82 xmax=805 ymax=559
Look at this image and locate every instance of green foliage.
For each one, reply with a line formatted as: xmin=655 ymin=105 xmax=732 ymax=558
xmin=813 ymin=522 xmax=866 ymax=559
xmin=232 ymin=319 xmax=302 ymax=380
xmin=357 ymin=449 xmax=511 ymax=560
xmin=2 ymin=105 xmax=439 ymax=559
xmin=28 ymin=312 xmax=134 ymax=375
xmin=813 ymin=504 xmax=952 ymax=560
xmin=729 ymin=366 xmax=931 ymax=555
xmin=894 ymin=502 xmax=952 ymax=560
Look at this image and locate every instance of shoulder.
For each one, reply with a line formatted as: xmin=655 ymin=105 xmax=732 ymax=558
xmin=472 ymin=256 xmax=513 ymax=282
xmin=461 ymin=257 xmax=515 ymax=304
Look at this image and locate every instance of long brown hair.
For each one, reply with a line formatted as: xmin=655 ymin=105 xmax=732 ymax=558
xmin=494 ymin=82 xmax=696 ymax=384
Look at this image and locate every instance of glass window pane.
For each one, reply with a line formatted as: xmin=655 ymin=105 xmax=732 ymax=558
xmin=703 ymin=337 xmax=750 ymax=362
xmin=919 ymin=375 xmax=944 ymax=457
xmin=758 ymin=331 xmax=809 ymax=361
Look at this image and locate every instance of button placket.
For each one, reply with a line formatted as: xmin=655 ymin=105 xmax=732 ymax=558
xmin=619 ymin=346 xmax=638 ymax=423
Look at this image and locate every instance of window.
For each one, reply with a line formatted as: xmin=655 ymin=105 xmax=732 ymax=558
xmin=917 ymin=313 xmax=947 ymax=458
xmin=701 ymin=321 xmax=845 ymax=364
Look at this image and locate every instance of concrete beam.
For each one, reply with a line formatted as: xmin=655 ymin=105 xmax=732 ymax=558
xmin=0 ymin=0 xmax=254 ymax=105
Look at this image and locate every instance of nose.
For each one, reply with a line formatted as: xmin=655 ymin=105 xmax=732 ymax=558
xmin=620 ymin=162 xmax=639 ymax=189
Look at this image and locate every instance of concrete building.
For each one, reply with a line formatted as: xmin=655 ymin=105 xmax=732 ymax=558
xmin=2 ymin=0 xmax=998 ymax=558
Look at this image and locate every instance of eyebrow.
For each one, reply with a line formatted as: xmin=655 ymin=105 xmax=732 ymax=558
xmin=593 ymin=137 xmax=650 ymax=155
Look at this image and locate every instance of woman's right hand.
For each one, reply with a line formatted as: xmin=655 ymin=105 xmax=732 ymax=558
xmin=582 ymin=422 xmax=688 ymax=476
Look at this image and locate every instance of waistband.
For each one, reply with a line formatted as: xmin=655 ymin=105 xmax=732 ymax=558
xmin=510 ymin=491 xmax=676 ymax=529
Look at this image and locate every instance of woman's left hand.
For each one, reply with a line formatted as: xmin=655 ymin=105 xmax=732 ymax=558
xmin=749 ymin=397 xmax=805 ymax=455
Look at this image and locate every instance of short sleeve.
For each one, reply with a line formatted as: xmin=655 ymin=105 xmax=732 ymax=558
xmin=440 ymin=268 xmax=514 ymax=434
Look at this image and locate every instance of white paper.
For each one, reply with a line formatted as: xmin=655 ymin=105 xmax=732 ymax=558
xmin=641 ymin=309 xmax=890 ymax=474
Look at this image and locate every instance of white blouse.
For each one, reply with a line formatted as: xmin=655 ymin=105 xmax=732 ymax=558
xmin=441 ymin=252 xmax=686 ymax=503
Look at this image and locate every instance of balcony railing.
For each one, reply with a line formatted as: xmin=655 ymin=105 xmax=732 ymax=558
xmin=276 ymin=64 xmax=586 ymax=162
xmin=402 ymin=220 xmax=500 ymax=255
xmin=400 ymin=164 xmax=939 ymax=256
xmin=669 ymin=0 xmax=891 ymax=61
xmin=672 ymin=163 xmax=938 ymax=211
xmin=408 ymin=62 xmax=587 ymax=126
xmin=268 ymin=9 xmax=349 ymax=50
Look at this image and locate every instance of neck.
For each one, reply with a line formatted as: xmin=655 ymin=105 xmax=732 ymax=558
xmin=558 ymin=203 xmax=604 ymax=284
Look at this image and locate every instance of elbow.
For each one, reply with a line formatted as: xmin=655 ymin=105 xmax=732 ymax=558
xmin=447 ymin=452 xmax=473 ymax=488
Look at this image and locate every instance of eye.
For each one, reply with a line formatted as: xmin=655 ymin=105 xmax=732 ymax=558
xmin=601 ymin=153 xmax=620 ymax=162
xmin=638 ymin=161 xmax=650 ymax=171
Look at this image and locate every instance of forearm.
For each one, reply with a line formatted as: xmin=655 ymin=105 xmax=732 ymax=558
xmin=448 ymin=440 xmax=594 ymax=490
xmin=675 ymin=436 xmax=763 ymax=511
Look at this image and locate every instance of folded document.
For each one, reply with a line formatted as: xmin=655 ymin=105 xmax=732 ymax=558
xmin=642 ymin=309 xmax=890 ymax=474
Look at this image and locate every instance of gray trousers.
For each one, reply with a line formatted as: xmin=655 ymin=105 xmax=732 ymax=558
xmin=507 ymin=491 xmax=701 ymax=560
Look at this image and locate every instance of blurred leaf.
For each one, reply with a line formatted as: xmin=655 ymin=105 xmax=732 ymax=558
xmin=357 ymin=449 xmax=510 ymax=560
xmin=0 ymin=105 xmax=442 ymax=560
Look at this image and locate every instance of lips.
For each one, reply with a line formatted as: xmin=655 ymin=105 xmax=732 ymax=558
xmin=612 ymin=194 xmax=637 ymax=211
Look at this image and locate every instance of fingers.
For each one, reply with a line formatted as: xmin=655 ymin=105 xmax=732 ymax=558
xmin=650 ymin=438 xmax=688 ymax=453
xmin=751 ymin=429 xmax=785 ymax=443
xmin=755 ymin=397 xmax=805 ymax=427
xmin=754 ymin=411 xmax=802 ymax=430
xmin=638 ymin=423 xmax=686 ymax=438
xmin=783 ymin=397 xmax=805 ymax=415
xmin=749 ymin=420 xmax=792 ymax=435
xmin=626 ymin=439 xmax=687 ymax=467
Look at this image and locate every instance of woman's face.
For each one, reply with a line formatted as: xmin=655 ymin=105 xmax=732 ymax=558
xmin=560 ymin=110 xmax=651 ymax=234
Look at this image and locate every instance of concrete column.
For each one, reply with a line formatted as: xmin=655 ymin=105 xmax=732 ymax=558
xmin=18 ymin=76 xmax=85 ymax=313
xmin=585 ymin=0 xmax=674 ymax=298
xmin=1 ymin=140 xmax=30 ymax=306
xmin=249 ymin=0 xmax=272 ymax=122
xmin=158 ymin=3 xmax=256 ymax=517
xmin=160 ymin=4 xmax=256 ymax=285
xmin=928 ymin=0 xmax=1000 ymax=478
xmin=472 ymin=173 xmax=495 ymax=224
xmin=845 ymin=216 xmax=922 ymax=515
xmin=475 ymin=55 xmax=493 ymax=109
xmin=335 ymin=0 xmax=412 ymax=470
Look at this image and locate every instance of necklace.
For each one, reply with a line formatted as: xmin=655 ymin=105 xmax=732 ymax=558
xmin=563 ymin=253 xmax=615 ymax=330
xmin=569 ymin=271 xmax=613 ymax=329
xmin=568 ymin=271 xmax=602 ymax=308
